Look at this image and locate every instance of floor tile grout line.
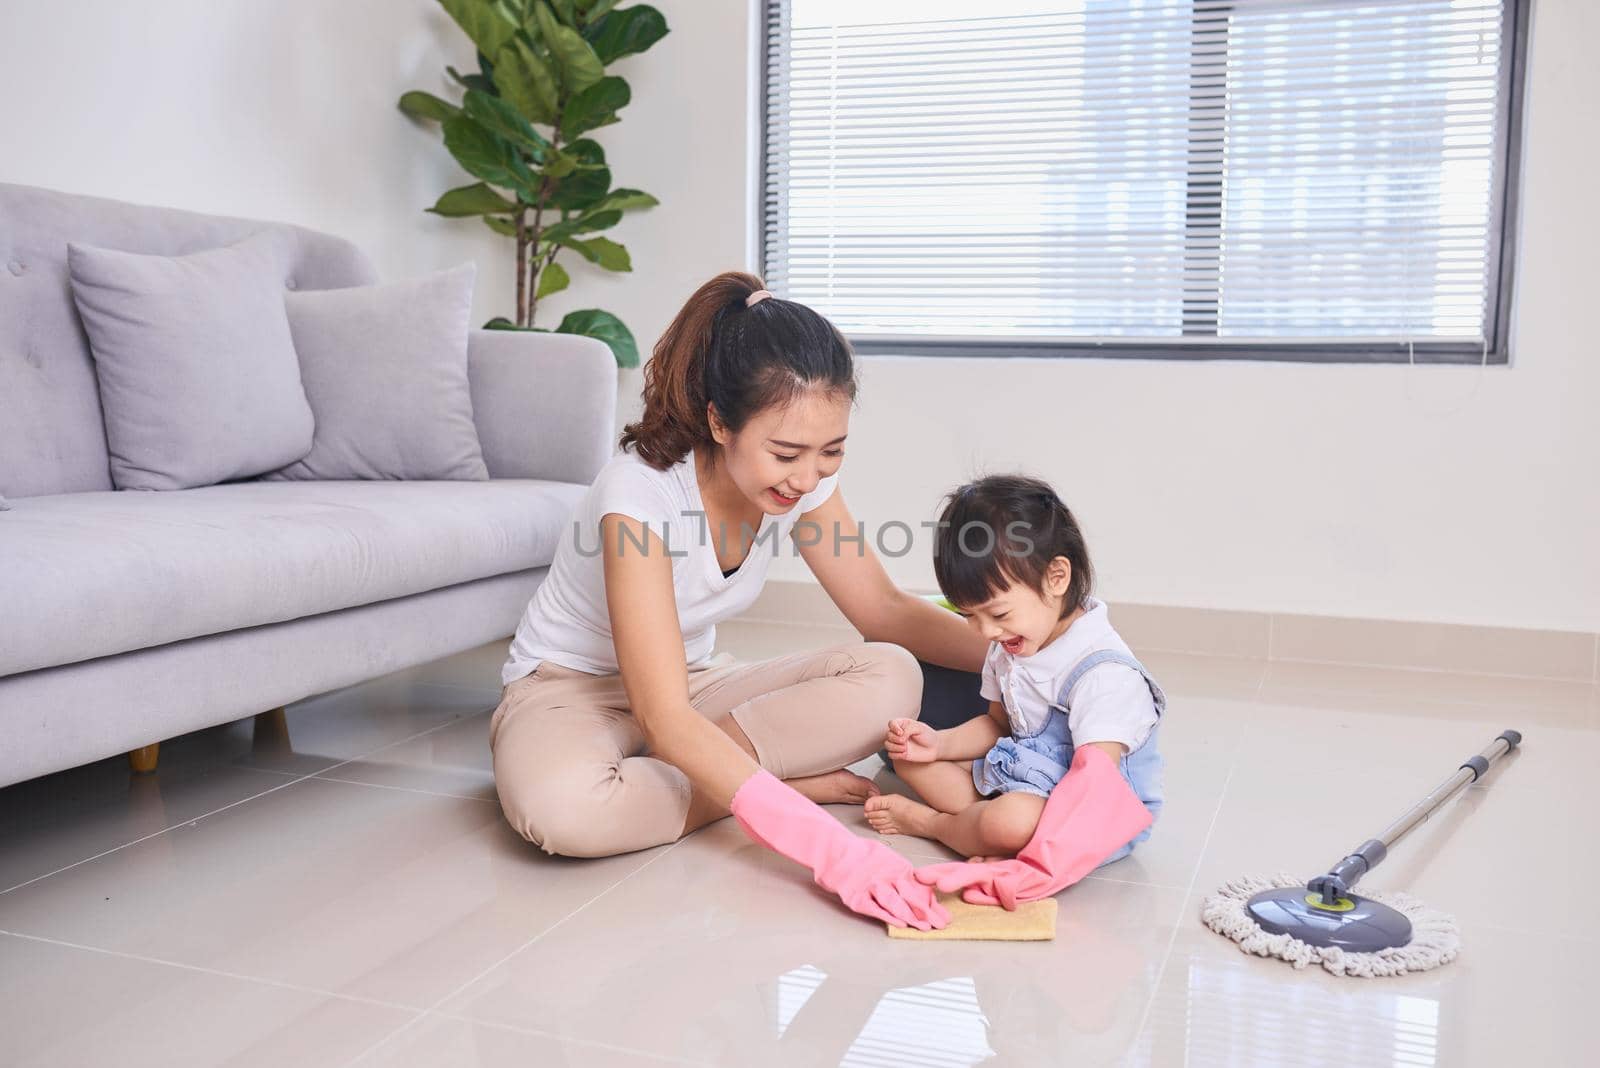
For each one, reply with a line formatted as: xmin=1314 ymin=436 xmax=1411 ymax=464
xmin=0 ymin=928 xmax=422 ymax=1015
xmin=307 ymin=774 xmax=500 ymax=805
xmin=224 ymin=765 xmax=501 ymax=806
xmin=1263 ymin=652 xmax=1596 ymax=686
xmin=1128 ymin=761 xmax=1236 ymax=1051
xmin=412 ymin=1011 xmax=709 ymax=1066
xmin=342 ymin=835 xmax=690 ymax=1067
xmin=0 ymin=713 xmax=479 ymax=898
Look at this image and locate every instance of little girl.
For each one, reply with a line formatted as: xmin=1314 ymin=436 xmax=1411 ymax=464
xmin=864 ymin=475 xmax=1166 ymax=863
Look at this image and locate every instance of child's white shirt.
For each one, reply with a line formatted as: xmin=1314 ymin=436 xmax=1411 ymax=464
xmin=978 ymin=597 xmax=1158 ymax=751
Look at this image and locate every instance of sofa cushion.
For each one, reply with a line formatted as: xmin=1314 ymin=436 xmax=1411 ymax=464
xmin=270 ymin=264 xmax=488 ymax=482
xmin=67 ymin=231 xmax=315 ymax=491
xmin=0 ymin=480 xmax=585 ymax=676
xmin=1 ymin=182 xmax=380 ymax=501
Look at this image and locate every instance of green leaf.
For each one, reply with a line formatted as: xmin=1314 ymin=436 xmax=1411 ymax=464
xmin=547 ymin=164 xmax=611 ymax=210
xmin=576 ymin=0 xmax=621 ymax=24
xmin=399 ymin=90 xmax=460 ymax=122
xmin=584 ymin=5 xmax=668 ymax=64
xmin=485 ymin=316 xmax=548 ymax=330
xmin=440 ymin=0 xmax=519 ymax=58
xmin=561 ymin=235 xmax=631 ymax=271
xmin=533 ymin=1 xmax=604 ymax=92
xmin=442 ymin=113 xmax=538 ymax=193
xmin=557 ymin=308 xmax=639 ymax=367
xmin=565 ymin=138 xmax=606 ymax=166
xmin=492 ymin=36 xmax=560 ymax=126
xmin=595 ymin=187 xmax=658 ymax=212
xmin=541 ymin=151 xmax=579 ymax=178
xmin=428 ymin=182 xmax=518 ymax=216
xmin=447 ymin=65 xmax=496 ymax=94
xmin=482 ymin=215 xmax=520 ymax=236
xmin=560 ymin=76 xmax=630 ymax=140
xmin=535 ymin=260 xmax=570 ymax=299
xmin=548 ymin=0 xmax=578 ymax=25
xmin=462 ymin=88 xmax=550 ymax=158
xmin=539 ymin=208 xmax=621 ymax=244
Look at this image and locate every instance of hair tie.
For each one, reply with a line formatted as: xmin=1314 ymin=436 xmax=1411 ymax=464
xmin=745 ymin=289 xmax=773 ymax=308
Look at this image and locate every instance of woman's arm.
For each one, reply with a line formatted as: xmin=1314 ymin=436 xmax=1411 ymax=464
xmin=604 ymin=512 xmax=948 ymax=930
xmin=934 ymin=701 xmax=1008 ymax=761
xmin=796 ymin=489 xmax=987 ymax=673
xmin=603 ymin=514 xmax=758 ymax=806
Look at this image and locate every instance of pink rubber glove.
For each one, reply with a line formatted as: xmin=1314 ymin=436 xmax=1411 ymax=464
xmin=914 ymin=745 xmax=1153 ymax=910
xmin=731 ymin=769 xmax=951 ymax=930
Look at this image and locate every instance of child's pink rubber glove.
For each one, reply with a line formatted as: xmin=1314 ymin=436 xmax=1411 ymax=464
xmin=731 ymin=769 xmax=951 ymax=930
xmin=913 ymin=745 xmax=1153 ymax=910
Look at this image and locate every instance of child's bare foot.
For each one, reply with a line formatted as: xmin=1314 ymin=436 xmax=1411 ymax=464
xmin=864 ymin=793 xmax=941 ymax=839
xmin=791 ymin=769 xmax=880 ymax=806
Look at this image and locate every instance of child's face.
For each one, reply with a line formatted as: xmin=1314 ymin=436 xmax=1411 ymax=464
xmin=955 ymin=559 xmax=1075 ymax=658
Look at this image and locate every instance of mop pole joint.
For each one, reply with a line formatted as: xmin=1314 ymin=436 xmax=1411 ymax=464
xmin=1307 ymin=838 xmax=1388 ymax=903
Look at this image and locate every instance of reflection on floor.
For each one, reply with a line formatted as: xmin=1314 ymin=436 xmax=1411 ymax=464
xmin=1 ymin=620 xmax=1595 ymax=1066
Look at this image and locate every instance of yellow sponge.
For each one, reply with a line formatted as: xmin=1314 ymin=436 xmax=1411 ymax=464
xmin=887 ymin=893 xmax=1057 ymax=941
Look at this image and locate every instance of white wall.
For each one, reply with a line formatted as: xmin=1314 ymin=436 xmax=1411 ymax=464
xmin=2 ymin=0 xmax=1593 ymax=631
xmin=0 ymin=0 xmax=749 ymax=341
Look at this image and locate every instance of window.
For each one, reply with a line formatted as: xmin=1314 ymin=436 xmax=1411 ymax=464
xmin=761 ymin=0 xmax=1528 ymax=363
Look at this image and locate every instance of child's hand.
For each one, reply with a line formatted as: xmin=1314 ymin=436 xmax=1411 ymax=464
xmin=884 ymin=718 xmax=939 ymax=763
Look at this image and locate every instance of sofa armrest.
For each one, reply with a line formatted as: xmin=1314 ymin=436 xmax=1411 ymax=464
xmin=468 ymin=328 xmax=617 ymax=485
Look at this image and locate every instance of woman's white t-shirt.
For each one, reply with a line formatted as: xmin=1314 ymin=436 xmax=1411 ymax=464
xmin=502 ymin=448 xmax=839 ymax=684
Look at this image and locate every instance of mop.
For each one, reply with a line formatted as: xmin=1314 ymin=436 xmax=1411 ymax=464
xmin=1202 ymin=729 xmax=1520 ymax=977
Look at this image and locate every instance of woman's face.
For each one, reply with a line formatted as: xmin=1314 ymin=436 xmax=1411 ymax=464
xmin=710 ymin=388 xmax=852 ymax=515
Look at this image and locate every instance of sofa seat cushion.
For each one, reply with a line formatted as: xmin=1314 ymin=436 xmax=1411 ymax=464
xmin=0 ymin=480 xmax=585 ymax=676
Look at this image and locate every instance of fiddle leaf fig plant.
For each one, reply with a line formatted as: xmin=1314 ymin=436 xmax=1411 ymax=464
xmin=399 ymin=0 xmax=668 ymax=367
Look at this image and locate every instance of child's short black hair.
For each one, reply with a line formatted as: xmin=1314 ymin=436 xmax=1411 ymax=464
xmin=932 ymin=474 xmax=1093 ymax=616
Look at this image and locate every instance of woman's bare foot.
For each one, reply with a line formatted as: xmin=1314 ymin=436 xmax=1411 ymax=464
xmin=864 ymin=793 xmax=941 ymax=839
xmin=790 ymin=768 xmax=880 ymax=806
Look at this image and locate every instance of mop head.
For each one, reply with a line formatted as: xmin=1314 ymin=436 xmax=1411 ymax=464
xmin=1201 ymin=874 xmax=1460 ymax=977
xmin=887 ymin=892 xmax=1057 ymax=941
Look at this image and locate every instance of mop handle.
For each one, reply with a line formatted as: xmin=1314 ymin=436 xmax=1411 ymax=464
xmin=1307 ymin=729 xmax=1521 ymax=902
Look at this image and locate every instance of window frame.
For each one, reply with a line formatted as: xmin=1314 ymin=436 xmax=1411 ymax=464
xmin=757 ymin=0 xmax=1532 ymax=365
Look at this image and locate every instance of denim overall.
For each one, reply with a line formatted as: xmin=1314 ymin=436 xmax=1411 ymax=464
xmin=973 ymin=648 xmax=1167 ymax=865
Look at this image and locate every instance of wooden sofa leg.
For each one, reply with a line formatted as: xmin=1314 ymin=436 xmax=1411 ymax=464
xmin=253 ymin=707 xmax=290 ymax=754
xmin=129 ymin=743 xmax=160 ymax=774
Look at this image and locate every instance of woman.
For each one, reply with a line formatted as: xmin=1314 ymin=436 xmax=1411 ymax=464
xmin=490 ymin=272 xmax=985 ymax=928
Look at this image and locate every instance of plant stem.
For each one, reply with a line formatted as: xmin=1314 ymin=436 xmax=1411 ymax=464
xmin=514 ymin=207 xmax=528 ymax=327
xmin=526 ymin=132 xmax=559 ymax=325
xmin=527 ymin=189 xmax=546 ymax=325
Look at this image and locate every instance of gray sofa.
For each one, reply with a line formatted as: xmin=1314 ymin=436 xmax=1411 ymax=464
xmin=0 ymin=183 xmax=617 ymax=788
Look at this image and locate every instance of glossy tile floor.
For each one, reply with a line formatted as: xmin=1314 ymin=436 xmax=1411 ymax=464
xmin=3 ymin=620 xmax=1596 ymax=1067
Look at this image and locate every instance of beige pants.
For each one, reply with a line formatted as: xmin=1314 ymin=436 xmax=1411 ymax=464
xmin=489 ymin=642 xmax=922 ymax=857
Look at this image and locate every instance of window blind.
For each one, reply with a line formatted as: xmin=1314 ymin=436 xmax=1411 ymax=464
xmin=761 ymin=0 xmax=1525 ymax=362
